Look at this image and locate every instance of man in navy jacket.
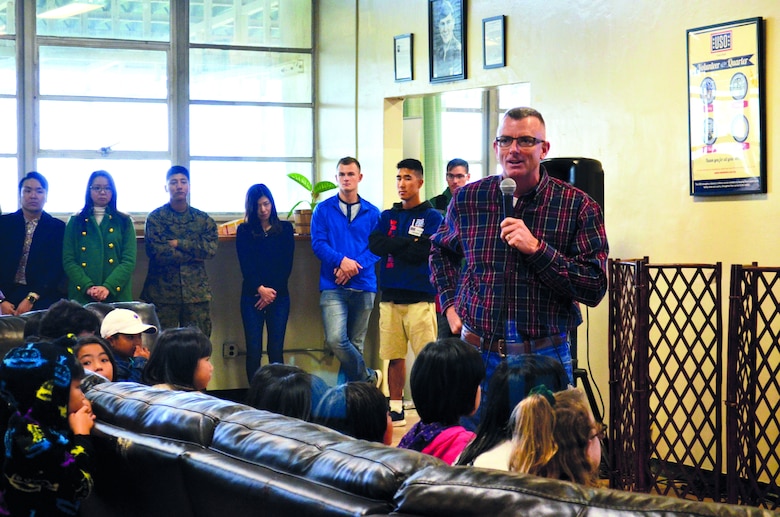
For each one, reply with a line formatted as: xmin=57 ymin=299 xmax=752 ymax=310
xmin=369 ymin=159 xmax=442 ymax=427
xmin=0 ymin=172 xmax=66 ymax=315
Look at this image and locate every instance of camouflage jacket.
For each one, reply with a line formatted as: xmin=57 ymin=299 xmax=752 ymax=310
xmin=141 ymin=203 xmax=218 ymax=304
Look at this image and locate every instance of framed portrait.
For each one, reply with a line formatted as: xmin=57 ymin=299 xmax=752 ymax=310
xmin=394 ymin=33 xmax=413 ymax=82
xmin=687 ymin=17 xmax=766 ymax=196
xmin=428 ymin=0 xmax=466 ymax=83
xmin=483 ymin=15 xmax=505 ymax=69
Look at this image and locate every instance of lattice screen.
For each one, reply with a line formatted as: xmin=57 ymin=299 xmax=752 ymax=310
xmin=727 ymin=265 xmax=780 ymax=510
xmin=644 ymin=264 xmax=722 ymax=500
xmin=608 ymin=258 xmax=645 ymax=491
xmin=608 ymin=259 xmax=723 ymax=501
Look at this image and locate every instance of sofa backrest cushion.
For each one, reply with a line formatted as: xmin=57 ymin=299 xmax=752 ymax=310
xmin=0 ymin=316 xmax=26 ymax=358
xmin=178 ymin=448 xmax=396 ymax=516
xmin=393 ymin=465 xmax=776 ymax=517
xmin=88 ymin=382 xmax=246 ymax=445
xmin=0 ymin=309 xmax=47 ymax=357
xmin=212 ymin=410 xmax=443 ymax=501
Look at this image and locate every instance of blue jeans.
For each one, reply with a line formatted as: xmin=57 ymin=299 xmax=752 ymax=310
xmin=241 ymin=294 xmax=291 ymax=381
xmin=460 ymin=340 xmax=573 ymax=432
xmin=320 ymin=289 xmax=375 ymax=383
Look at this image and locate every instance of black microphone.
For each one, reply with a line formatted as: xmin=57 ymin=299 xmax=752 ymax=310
xmin=500 ymin=177 xmax=516 ymax=221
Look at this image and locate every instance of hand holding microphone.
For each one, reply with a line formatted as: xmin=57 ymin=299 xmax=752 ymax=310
xmin=499 ymin=177 xmax=541 ymax=254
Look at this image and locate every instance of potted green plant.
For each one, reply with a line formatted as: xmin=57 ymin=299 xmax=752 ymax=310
xmin=287 ymin=172 xmax=337 ymax=234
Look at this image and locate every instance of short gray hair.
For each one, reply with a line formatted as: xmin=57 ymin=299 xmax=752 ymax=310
xmin=499 ymin=107 xmax=545 ymax=136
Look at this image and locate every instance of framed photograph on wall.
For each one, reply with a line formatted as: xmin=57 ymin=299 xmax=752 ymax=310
xmin=428 ymin=0 xmax=466 ymax=83
xmin=687 ymin=17 xmax=766 ymax=196
xmin=394 ymin=33 xmax=413 ymax=82
xmin=483 ymin=15 xmax=505 ymax=69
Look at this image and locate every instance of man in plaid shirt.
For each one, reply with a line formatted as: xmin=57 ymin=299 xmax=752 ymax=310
xmin=429 ymin=107 xmax=608 ymax=426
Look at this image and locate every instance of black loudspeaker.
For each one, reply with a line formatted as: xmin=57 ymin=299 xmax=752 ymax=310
xmin=542 ymin=157 xmax=604 ymax=211
xmin=540 ymin=158 xmax=604 ymax=376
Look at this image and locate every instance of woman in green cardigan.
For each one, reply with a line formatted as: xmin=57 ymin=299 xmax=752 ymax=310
xmin=63 ymin=170 xmax=136 ymax=304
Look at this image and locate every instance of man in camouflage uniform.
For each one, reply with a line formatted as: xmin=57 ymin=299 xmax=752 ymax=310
xmin=141 ymin=166 xmax=218 ymax=337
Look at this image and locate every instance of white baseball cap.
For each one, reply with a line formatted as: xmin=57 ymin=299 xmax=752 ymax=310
xmin=100 ymin=308 xmax=158 ymax=339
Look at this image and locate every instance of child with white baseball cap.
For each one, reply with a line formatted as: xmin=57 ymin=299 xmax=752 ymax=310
xmin=100 ymin=308 xmax=158 ymax=382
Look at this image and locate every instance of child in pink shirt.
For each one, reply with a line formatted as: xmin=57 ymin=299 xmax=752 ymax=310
xmin=397 ymin=338 xmax=484 ymax=464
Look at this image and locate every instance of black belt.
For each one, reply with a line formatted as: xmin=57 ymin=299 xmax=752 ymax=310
xmin=460 ymin=327 xmax=567 ymax=357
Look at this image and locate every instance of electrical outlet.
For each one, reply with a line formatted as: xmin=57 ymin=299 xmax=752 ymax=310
xmin=223 ymin=342 xmax=238 ymax=358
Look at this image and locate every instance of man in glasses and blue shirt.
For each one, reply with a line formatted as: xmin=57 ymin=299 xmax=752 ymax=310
xmin=429 ymin=107 xmax=609 ymax=428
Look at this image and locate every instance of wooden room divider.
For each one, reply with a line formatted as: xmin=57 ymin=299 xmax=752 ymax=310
xmin=726 ymin=264 xmax=780 ymax=510
xmin=609 ymin=259 xmax=780 ymax=510
xmin=608 ymin=258 xmax=723 ymax=502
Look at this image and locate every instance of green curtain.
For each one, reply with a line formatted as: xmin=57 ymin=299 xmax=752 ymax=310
xmin=421 ymin=95 xmax=444 ymax=200
xmin=403 ymin=96 xmax=444 ymax=201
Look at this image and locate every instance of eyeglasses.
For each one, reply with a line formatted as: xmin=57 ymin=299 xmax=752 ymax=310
xmin=90 ymin=186 xmax=113 ymax=193
xmin=495 ymin=136 xmax=546 ymax=148
xmin=589 ymin=422 xmax=606 ymax=441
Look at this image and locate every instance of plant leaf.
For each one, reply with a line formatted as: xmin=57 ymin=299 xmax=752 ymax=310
xmin=312 ymin=180 xmax=338 ymax=194
xmin=311 ymin=180 xmax=338 ymax=202
xmin=287 ymin=172 xmax=312 ymax=192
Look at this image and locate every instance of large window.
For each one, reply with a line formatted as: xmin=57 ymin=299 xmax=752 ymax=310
xmin=0 ymin=36 xmax=16 ymax=212
xmin=440 ymin=89 xmax=485 ymax=180
xmin=1 ymin=0 xmax=313 ymax=216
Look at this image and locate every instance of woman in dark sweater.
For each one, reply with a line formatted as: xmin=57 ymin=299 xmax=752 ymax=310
xmin=236 ymin=184 xmax=295 ymax=381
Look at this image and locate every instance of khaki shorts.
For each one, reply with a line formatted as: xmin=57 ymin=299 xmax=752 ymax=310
xmin=379 ymin=301 xmax=437 ymax=360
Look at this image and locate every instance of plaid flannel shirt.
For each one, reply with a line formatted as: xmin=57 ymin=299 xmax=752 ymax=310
xmin=429 ymin=170 xmax=608 ymax=341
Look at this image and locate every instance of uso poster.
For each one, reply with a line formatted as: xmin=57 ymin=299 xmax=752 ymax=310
xmin=687 ymin=18 xmax=765 ymax=196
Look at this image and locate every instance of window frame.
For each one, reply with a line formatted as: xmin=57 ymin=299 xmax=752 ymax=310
xmin=5 ymin=0 xmax=314 ymax=220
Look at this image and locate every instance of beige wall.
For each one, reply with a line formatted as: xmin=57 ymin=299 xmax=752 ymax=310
xmin=318 ymin=1 xmax=780 ymax=404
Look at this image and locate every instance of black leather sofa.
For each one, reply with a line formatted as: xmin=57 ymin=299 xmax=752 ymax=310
xmin=82 ymin=382 xmax=774 ymax=517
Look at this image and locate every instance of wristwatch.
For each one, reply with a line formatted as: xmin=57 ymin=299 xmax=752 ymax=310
xmin=26 ymin=293 xmax=39 ymax=304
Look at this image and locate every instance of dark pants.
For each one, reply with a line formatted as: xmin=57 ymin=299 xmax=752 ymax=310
xmin=241 ymin=294 xmax=291 ymax=382
xmin=6 ymin=283 xmax=61 ymax=311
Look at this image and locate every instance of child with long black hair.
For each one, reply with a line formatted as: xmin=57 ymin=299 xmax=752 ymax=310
xmin=246 ymin=364 xmax=328 ymax=421
xmin=142 ymin=327 xmax=213 ymax=391
xmin=397 ymin=338 xmax=484 ymax=464
xmin=313 ymin=382 xmax=393 ymax=444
